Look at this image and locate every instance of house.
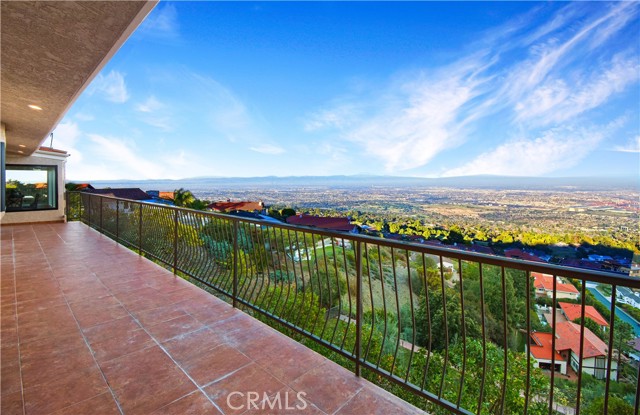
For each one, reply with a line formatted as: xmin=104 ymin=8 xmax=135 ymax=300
xmin=528 ymin=321 xmax=618 ymax=380
xmin=208 ymin=200 xmax=265 ymax=213
xmin=83 ymin=188 xmax=155 ymax=212
xmin=555 ymin=321 xmax=618 ymax=380
xmin=558 ymin=302 xmax=609 ymax=332
xmin=450 ymin=243 xmax=495 ymax=255
xmin=286 ymin=214 xmax=358 ymax=233
xmin=67 ymin=183 xmax=95 ymax=191
xmin=533 ymin=272 xmax=579 ymax=300
xmin=528 ymin=331 xmax=567 ymax=374
xmin=616 ymin=286 xmax=640 ymax=308
xmin=504 ymin=248 xmax=546 ymax=263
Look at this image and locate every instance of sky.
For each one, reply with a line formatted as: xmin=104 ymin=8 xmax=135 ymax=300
xmin=55 ymin=1 xmax=640 ymax=181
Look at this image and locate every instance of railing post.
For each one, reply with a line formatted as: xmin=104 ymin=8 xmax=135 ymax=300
xmin=115 ymin=200 xmax=119 ymax=242
xmin=232 ymin=220 xmax=239 ymax=308
xmin=355 ymin=240 xmax=362 ymax=377
xmin=173 ymin=209 xmax=179 ymax=275
xmin=138 ymin=203 xmax=143 ymax=256
xmin=99 ymin=196 xmax=103 ymax=232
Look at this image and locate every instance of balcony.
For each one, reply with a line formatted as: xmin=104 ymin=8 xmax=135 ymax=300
xmin=1 ymin=221 xmax=423 ymax=415
xmin=22 ymin=192 xmax=632 ymax=415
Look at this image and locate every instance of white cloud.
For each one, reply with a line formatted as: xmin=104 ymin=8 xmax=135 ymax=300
xmin=443 ymin=126 xmax=605 ymax=177
xmin=515 ymin=55 xmax=640 ymax=126
xmin=138 ymin=4 xmax=179 ymax=39
xmin=306 ymin=64 xmax=493 ymax=172
xmin=88 ymin=70 xmax=129 ymax=103
xmin=613 ymin=136 xmax=640 ymax=153
xmin=249 ymin=144 xmax=285 ymax=155
xmin=87 ymin=134 xmax=168 ymax=179
xmin=306 ymin=2 xmax=638 ymax=176
xmin=52 ymin=121 xmax=83 ymax=162
xmin=136 ymin=96 xmax=164 ymax=113
xmin=74 ymin=113 xmax=94 ymax=121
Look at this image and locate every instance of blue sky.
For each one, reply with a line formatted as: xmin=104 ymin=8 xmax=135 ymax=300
xmin=56 ymin=1 xmax=639 ymax=181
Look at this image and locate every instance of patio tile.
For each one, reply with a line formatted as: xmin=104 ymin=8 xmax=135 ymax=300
xmin=182 ymin=343 xmax=252 ymax=386
xmin=151 ymin=390 xmax=222 ymax=415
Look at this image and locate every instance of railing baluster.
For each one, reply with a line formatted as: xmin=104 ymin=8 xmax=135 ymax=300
xmin=355 ymin=241 xmax=362 ymax=377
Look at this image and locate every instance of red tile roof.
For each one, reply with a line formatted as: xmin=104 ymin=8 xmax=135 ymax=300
xmin=504 ymin=248 xmax=546 ymax=262
xmin=554 ymin=321 xmax=608 ymax=358
xmin=286 ymin=214 xmax=355 ymax=232
xmin=559 ymin=302 xmax=609 ymax=327
xmin=529 ymin=332 xmax=564 ymax=361
xmin=158 ymin=191 xmax=174 ymax=200
xmin=450 ymin=244 xmax=495 ymax=255
xmin=208 ymin=201 xmax=263 ymax=212
xmin=533 ymin=273 xmax=579 ymax=294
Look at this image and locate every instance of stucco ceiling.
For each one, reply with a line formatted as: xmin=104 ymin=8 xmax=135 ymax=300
xmin=1 ymin=1 xmax=157 ymax=156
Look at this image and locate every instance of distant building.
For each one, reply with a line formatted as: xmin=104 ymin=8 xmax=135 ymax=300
xmin=528 ymin=321 xmax=618 ymax=380
xmin=561 ymin=258 xmax=606 ymax=272
xmin=286 ymin=214 xmax=358 ymax=233
xmin=533 ymin=272 xmax=579 ymax=300
xmin=83 ymin=187 xmax=162 ymax=211
xmin=616 ymin=286 xmax=640 ymax=308
xmin=208 ymin=200 xmax=265 ymax=213
xmin=66 ymin=183 xmax=94 ymax=191
xmin=504 ymin=248 xmax=546 ymax=263
xmin=449 ymin=243 xmax=494 ymax=255
xmin=558 ymin=302 xmax=608 ymax=332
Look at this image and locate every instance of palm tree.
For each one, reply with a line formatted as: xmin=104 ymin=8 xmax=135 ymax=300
xmin=173 ymin=188 xmax=196 ymax=207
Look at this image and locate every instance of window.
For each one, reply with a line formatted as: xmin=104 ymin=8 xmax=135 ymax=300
xmin=5 ymin=165 xmax=57 ymax=212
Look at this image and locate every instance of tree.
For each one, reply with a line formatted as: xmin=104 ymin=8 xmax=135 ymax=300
xmin=582 ymin=396 xmax=634 ymax=415
xmin=173 ymin=188 xmax=196 ymax=207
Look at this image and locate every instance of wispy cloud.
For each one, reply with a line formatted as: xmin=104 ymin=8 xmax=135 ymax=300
xmin=136 ymin=96 xmax=164 ymax=113
xmin=88 ymin=70 xmax=129 ymax=103
xmin=307 ymin=2 xmax=638 ymax=176
xmin=613 ymin=136 xmax=640 ymax=153
xmin=138 ymin=4 xmax=180 ymax=39
xmin=442 ymin=126 xmax=605 ymax=177
xmin=249 ymin=144 xmax=285 ymax=155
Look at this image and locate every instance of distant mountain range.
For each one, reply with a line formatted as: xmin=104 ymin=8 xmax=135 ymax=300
xmin=84 ymin=174 xmax=638 ymax=192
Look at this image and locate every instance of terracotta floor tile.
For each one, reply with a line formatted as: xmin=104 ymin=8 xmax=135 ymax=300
xmin=335 ymin=386 xmax=426 ymax=415
xmin=69 ymin=298 xmax=130 ymax=329
xmin=23 ymin=366 xmax=108 ymax=415
xmin=83 ymin=317 xmax=154 ymax=363
xmin=151 ymin=390 xmax=222 ymax=415
xmin=204 ymin=363 xmax=287 ymax=415
xmin=146 ymin=313 xmax=205 ymax=343
xmin=1 ymin=362 xmax=22 ymax=395
xmin=21 ymin=345 xmax=97 ymax=388
xmin=290 ymin=363 xmax=365 ymax=414
xmin=16 ymin=295 xmax=67 ymax=314
xmin=50 ymin=392 xmax=121 ymax=415
xmin=19 ymin=331 xmax=88 ymax=359
xmin=255 ymin=342 xmax=327 ymax=385
xmin=182 ymin=343 xmax=252 ymax=386
xmin=162 ymin=327 xmax=226 ymax=365
xmin=134 ymin=303 xmax=190 ymax=327
xmin=1 ymin=391 xmax=24 ymax=415
xmin=101 ymin=346 xmax=196 ymax=414
xmin=186 ymin=302 xmax=242 ymax=326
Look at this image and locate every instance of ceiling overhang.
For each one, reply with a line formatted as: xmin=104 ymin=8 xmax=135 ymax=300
xmin=1 ymin=0 xmax=157 ymax=156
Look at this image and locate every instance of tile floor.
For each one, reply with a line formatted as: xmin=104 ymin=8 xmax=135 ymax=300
xmin=1 ymin=222 xmax=425 ymax=415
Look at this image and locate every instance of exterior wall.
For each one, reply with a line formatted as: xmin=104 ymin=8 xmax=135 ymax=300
xmin=569 ymin=353 xmax=618 ymax=380
xmin=545 ymin=290 xmax=579 ymax=300
xmin=2 ymin=151 xmax=67 ymax=225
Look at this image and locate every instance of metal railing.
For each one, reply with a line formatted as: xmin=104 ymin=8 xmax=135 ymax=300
xmin=69 ymin=192 xmax=640 ymax=415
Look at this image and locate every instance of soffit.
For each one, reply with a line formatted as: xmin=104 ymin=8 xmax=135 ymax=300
xmin=1 ymin=1 xmax=156 ymax=155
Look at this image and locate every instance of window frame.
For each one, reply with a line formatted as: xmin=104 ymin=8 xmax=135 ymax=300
xmin=5 ymin=164 xmax=58 ymax=212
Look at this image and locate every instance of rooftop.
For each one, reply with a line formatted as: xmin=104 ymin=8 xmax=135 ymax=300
xmin=532 ymin=272 xmax=579 ymax=294
xmin=554 ymin=321 xmax=609 ymax=359
xmin=558 ymin=302 xmax=609 ymax=327
xmin=286 ymin=215 xmax=355 ymax=232
xmin=1 ymin=222 xmax=422 ymax=415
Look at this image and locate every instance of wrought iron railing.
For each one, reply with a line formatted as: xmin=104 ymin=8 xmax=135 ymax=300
xmin=69 ymin=192 xmax=640 ymax=415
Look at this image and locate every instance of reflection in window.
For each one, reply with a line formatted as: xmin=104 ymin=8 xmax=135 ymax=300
xmin=5 ymin=165 xmax=57 ymax=211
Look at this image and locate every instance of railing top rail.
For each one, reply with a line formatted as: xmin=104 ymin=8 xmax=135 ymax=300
xmin=75 ymin=191 xmax=640 ymax=288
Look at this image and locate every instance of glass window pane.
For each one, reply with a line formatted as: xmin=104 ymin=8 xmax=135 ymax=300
xmin=5 ymin=165 xmax=57 ymax=211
